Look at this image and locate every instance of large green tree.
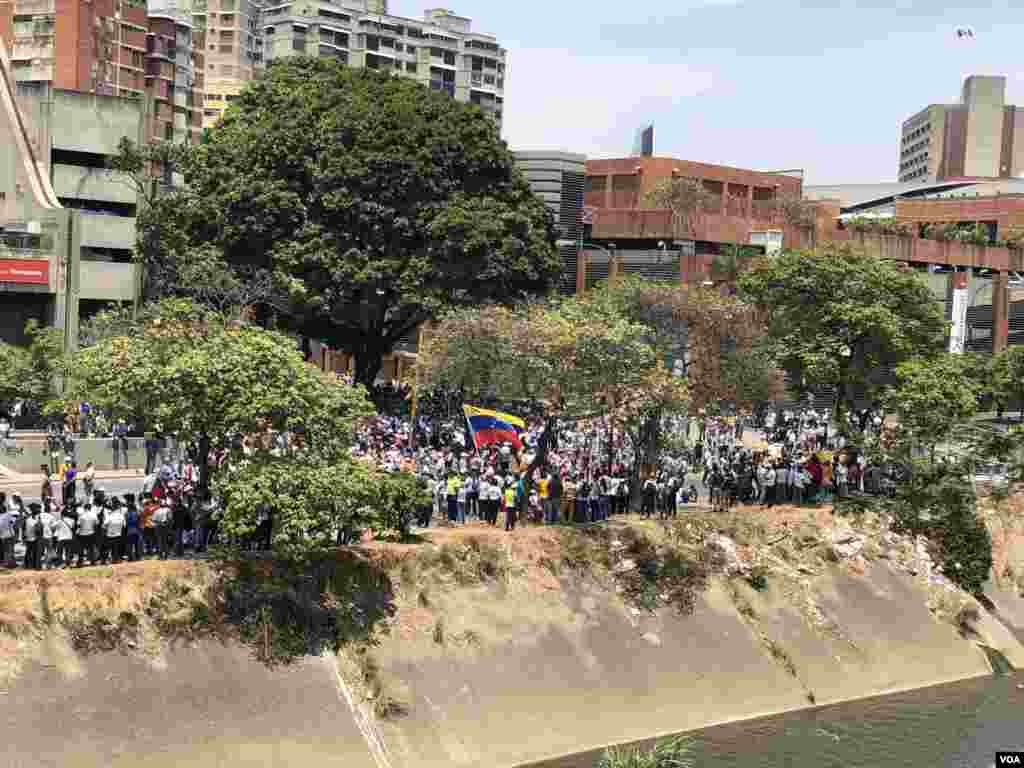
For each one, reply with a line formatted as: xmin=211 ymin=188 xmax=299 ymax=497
xmin=738 ymin=244 xmax=947 ymax=431
xmin=67 ymin=301 xmax=374 ymax=536
xmin=156 ymin=57 xmax=559 ymax=387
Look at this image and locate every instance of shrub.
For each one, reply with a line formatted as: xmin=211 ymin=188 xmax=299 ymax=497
xmin=598 ymin=736 xmax=693 ymax=768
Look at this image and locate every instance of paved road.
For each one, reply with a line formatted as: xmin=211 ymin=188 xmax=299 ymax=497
xmin=0 ymin=477 xmax=147 ymax=507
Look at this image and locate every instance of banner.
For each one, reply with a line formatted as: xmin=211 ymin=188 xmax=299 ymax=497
xmin=0 ymin=258 xmax=48 ymax=284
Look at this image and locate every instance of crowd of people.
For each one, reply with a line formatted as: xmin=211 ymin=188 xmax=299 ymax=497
xmin=0 ymin=456 xmax=218 ymax=570
xmin=0 ymin=397 xmax=905 ymax=568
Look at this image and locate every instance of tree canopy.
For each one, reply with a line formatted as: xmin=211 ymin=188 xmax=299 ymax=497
xmin=140 ymin=57 xmax=559 ymax=387
xmin=66 ymin=300 xmax=411 ymax=553
xmin=738 ymin=244 xmax=947 ymax=428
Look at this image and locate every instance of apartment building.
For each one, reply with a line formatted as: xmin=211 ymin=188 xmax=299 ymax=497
xmin=260 ymin=2 xmax=505 ymax=130
xmin=194 ymin=0 xmax=261 ymax=127
xmin=147 ymin=0 xmax=203 ymax=142
xmin=0 ymin=0 xmax=203 ymax=142
xmin=899 ymin=74 xmax=1024 ymax=183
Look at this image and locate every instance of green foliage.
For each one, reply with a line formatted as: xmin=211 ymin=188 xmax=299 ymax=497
xmin=158 ymin=57 xmax=559 ymax=385
xmin=738 ymin=244 xmax=947 ymax=425
xmin=69 ymin=300 xmax=384 ymax=555
xmin=0 ymin=320 xmax=65 ymax=415
xmin=222 ymin=553 xmax=395 ymax=665
xmin=598 ymin=736 xmax=693 ymax=768
xmin=844 ymin=216 xmax=914 ymax=237
xmin=885 ymin=355 xmax=980 ymax=452
xmin=882 ymin=458 xmax=992 ymax=594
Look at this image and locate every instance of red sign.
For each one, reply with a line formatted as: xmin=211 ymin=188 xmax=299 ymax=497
xmin=0 ymin=258 xmax=48 ymax=284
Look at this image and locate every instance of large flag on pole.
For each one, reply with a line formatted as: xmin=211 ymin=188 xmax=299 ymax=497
xmin=463 ymin=404 xmax=525 ymax=449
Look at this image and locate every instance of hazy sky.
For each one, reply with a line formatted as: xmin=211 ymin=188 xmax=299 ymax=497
xmin=401 ymin=0 xmax=1024 ymax=184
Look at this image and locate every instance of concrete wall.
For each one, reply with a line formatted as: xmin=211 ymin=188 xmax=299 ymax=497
xmin=963 ymin=75 xmax=1006 ymax=178
xmin=78 ymin=211 xmax=135 ymax=249
xmin=49 ymin=87 xmax=145 ymax=154
xmin=79 ymin=260 xmax=136 ymax=301
xmin=3 ymin=436 xmax=145 ymax=472
xmin=53 ymin=163 xmax=136 ymax=204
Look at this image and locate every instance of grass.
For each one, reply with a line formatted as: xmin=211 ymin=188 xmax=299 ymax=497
xmin=598 ymin=735 xmax=693 ymax=768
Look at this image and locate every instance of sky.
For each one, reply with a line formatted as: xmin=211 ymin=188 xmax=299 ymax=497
xmin=400 ymin=0 xmax=1024 ymax=184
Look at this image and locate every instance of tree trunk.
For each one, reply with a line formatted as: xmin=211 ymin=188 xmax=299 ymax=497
xmin=197 ymin=433 xmax=212 ymax=501
xmin=353 ymin=349 xmax=384 ymax=390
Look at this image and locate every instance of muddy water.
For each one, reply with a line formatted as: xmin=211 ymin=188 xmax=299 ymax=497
xmin=528 ymin=672 xmax=1024 ymax=768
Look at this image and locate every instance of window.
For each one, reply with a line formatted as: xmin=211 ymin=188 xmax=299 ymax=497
xmin=405 ymin=61 xmax=416 ymax=72
xmin=265 ymin=25 xmax=274 ymax=33
xmin=380 ymin=36 xmax=394 ymax=48
xmin=406 ymin=44 xmax=415 ymax=54
xmin=365 ymin=34 xmax=379 ymax=51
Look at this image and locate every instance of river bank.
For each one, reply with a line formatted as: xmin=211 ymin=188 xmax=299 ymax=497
xmin=1 ymin=503 xmax=1022 ymax=767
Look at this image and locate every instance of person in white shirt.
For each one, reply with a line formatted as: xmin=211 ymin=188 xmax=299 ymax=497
xmin=55 ymin=511 xmax=75 ymax=567
xmin=0 ymin=505 xmax=15 ymax=566
xmin=101 ymin=500 xmax=126 ymax=564
xmin=22 ymin=503 xmax=42 ymax=570
xmin=76 ymin=503 xmax=100 ymax=567
xmin=38 ymin=504 xmax=57 ymax=569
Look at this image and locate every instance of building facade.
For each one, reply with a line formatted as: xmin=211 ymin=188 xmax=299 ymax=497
xmin=147 ymin=0 xmax=203 ymax=143
xmin=0 ymin=0 xmax=204 ymax=143
xmin=899 ymin=75 xmax=1024 ymax=183
xmin=194 ymin=0 xmax=262 ymax=127
xmin=513 ymin=151 xmax=585 ymax=294
xmin=260 ymin=2 xmax=505 ymax=130
xmin=1 ymin=37 xmax=141 ymax=348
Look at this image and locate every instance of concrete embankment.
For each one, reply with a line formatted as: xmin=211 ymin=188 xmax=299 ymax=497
xmin=1 ymin=507 xmax=1023 ymax=768
xmin=2 ymin=644 xmax=378 ymax=768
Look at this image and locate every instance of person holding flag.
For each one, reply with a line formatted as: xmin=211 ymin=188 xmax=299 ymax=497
xmin=463 ymin=405 xmax=525 ymax=450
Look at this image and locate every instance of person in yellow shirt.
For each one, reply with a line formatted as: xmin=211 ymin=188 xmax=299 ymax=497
xmin=503 ymin=483 xmax=518 ymax=532
xmin=445 ymin=473 xmax=462 ymax=525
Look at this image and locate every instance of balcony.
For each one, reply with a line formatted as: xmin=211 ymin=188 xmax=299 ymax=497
xmin=79 ymin=261 xmax=137 ymax=301
xmin=11 ymin=39 xmax=54 ymax=61
xmin=53 ymin=165 xmax=137 ymax=206
xmin=14 ymin=0 xmax=55 ymax=13
xmin=78 ymin=213 xmax=136 ymax=250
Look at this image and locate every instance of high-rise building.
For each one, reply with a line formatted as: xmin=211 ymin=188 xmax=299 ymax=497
xmin=193 ymin=0 xmax=262 ymax=127
xmin=261 ymin=2 xmax=505 ymax=131
xmin=0 ymin=0 xmax=204 ymax=143
xmin=899 ymin=75 xmax=1024 ymax=183
xmin=0 ymin=0 xmax=150 ymax=96
xmin=147 ymin=0 xmax=204 ymax=142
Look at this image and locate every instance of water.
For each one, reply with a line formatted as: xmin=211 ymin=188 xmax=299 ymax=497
xmin=528 ymin=672 xmax=1024 ymax=768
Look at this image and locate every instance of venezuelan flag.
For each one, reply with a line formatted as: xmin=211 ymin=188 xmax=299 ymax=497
xmin=463 ymin=404 xmax=526 ymax=450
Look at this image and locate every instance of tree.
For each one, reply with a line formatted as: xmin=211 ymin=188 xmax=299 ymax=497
xmin=738 ymin=244 xmax=947 ymax=433
xmin=109 ymin=139 xmax=288 ymax=317
xmin=418 ymin=299 xmax=684 ymax=488
xmin=884 ymin=355 xmax=980 ymax=459
xmin=67 ymin=301 xmax=373 ymax=516
xmin=709 ymin=244 xmax=760 ymax=291
xmin=641 ymin=177 xmax=712 ymax=235
xmin=0 ymin=320 xmax=65 ymax=420
xmin=989 ymin=346 xmax=1024 ymax=422
xmin=165 ymin=57 xmax=559 ymax=387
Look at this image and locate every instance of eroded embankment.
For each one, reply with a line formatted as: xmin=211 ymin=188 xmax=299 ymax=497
xmin=1 ymin=503 xmax=1023 ymax=768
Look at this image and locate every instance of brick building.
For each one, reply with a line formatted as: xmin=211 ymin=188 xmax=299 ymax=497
xmin=583 ymin=156 xmax=805 ymax=285
xmin=0 ymin=0 xmax=203 ymax=143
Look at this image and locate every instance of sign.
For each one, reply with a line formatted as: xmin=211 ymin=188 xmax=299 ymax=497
xmin=0 ymin=258 xmax=48 ymax=284
xmin=949 ymin=285 xmax=968 ymax=353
